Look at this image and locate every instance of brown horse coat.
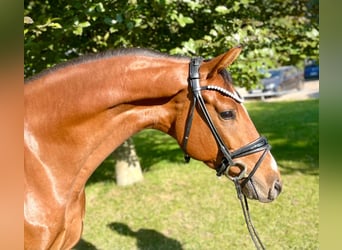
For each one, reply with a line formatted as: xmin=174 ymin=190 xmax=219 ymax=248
xmin=24 ymin=47 xmax=281 ymax=249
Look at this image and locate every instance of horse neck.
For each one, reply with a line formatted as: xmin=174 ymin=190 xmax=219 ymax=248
xmin=24 ymin=54 xmax=189 ymax=195
xmin=25 ymin=55 xmax=189 ymax=124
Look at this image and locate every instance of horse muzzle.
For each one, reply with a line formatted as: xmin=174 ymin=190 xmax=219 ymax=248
xmin=242 ymin=178 xmax=283 ymax=203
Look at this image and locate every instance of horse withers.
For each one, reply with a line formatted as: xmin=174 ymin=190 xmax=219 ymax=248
xmin=24 ymin=47 xmax=282 ymax=249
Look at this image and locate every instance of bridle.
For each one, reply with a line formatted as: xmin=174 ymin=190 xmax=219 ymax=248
xmin=183 ymin=57 xmax=270 ymax=183
xmin=182 ymin=57 xmax=271 ymax=249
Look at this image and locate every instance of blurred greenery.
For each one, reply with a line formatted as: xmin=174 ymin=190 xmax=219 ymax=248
xmin=24 ymin=0 xmax=318 ymax=89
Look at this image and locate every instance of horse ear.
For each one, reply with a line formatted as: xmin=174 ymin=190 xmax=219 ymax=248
xmin=203 ymin=46 xmax=242 ymax=79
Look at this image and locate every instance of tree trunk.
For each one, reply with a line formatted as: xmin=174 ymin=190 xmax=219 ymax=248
xmin=112 ymin=138 xmax=144 ymax=186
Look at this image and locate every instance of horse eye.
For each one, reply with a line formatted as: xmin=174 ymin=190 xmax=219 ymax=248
xmin=220 ymin=110 xmax=235 ymax=120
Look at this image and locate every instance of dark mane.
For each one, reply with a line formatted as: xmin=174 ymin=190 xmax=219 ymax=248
xmin=219 ymin=68 xmax=234 ymax=86
xmin=25 ymin=48 xmax=189 ymax=83
xmin=203 ymin=58 xmax=234 ymax=87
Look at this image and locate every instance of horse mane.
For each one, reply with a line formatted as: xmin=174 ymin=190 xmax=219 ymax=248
xmin=25 ymin=48 xmax=189 ymax=83
xmin=25 ymin=48 xmax=235 ymax=87
xmin=219 ymin=68 xmax=234 ymax=85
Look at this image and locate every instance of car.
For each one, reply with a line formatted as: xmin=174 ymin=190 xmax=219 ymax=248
xmin=304 ymin=62 xmax=319 ymax=80
xmin=250 ymin=66 xmax=304 ymax=94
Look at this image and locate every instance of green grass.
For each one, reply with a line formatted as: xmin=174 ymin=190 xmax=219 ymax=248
xmin=73 ymin=99 xmax=318 ymax=250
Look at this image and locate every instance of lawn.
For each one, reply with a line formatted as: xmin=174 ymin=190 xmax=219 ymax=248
xmin=73 ymin=99 xmax=318 ymax=250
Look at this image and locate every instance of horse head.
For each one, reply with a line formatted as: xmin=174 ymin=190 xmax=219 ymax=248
xmin=175 ymin=47 xmax=282 ymax=203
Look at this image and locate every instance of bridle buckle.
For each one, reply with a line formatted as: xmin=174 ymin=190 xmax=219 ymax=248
xmin=224 ymin=162 xmax=247 ymax=180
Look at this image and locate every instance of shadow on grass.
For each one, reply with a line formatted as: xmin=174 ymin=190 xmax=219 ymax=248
xmin=108 ymin=222 xmax=183 ymax=250
xmin=87 ymin=130 xmax=185 ymax=184
xmin=132 ymin=130 xmax=184 ymax=169
xmin=73 ymin=238 xmax=98 ymax=250
xmin=246 ymin=99 xmax=319 ymax=176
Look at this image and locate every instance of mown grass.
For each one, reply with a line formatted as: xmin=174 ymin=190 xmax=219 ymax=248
xmin=73 ymin=99 xmax=318 ymax=250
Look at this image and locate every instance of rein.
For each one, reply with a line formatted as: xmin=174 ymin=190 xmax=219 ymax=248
xmin=183 ymin=57 xmax=271 ymax=249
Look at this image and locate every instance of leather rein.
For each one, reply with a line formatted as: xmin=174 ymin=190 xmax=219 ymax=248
xmin=182 ymin=57 xmax=271 ymax=249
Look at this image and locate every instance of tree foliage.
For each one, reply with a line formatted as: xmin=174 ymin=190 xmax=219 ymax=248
xmin=24 ymin=0 xmax=319 ymax=89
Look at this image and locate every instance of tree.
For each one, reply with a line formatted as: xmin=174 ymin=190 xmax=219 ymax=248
xmin=24 ymin=0 xmax=319 ymax=89
xmin=112 ymin=138 xmax=144 ymax=186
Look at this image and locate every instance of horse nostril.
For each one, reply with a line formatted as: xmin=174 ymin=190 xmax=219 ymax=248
xmin=268 ymin=180 xmax=283 ymax=201
xmin=274 ymin=180 xmax=282 ymax=194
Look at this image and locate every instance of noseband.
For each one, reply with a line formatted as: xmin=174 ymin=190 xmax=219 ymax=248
xmin=183 ymin=57 xmax=271 ymax=249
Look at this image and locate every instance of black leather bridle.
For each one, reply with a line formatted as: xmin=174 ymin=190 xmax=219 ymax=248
xmin=182 ymin=57 xmax=271 ymax=249
xmin=183 ymin=57 xmax=270 ymax=183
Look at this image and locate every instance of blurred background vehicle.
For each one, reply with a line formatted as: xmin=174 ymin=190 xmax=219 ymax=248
xmin=249 ymin=66 xmax=304 ymax=94
xmin=304 ymin=60 xmax=319 ymax=80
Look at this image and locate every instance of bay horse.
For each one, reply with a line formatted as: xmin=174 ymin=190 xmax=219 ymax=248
xmin=24 ymin=46 xmax=282 ymax=249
